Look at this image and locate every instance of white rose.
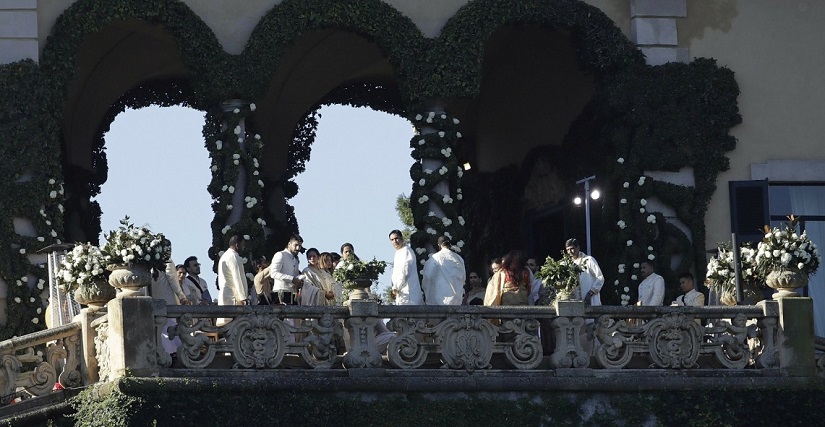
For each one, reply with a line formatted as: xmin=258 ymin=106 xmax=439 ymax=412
xmin=623 ymin=182 xmax=630 ymax=188
xmin=631 ymin=275 xmax=638 ymax=280
xmin=216 ymin=140 xmax=223 ymax=150
xmin=438 ymin=131 xmax=445 ymax=137
xmin=424 ymin=169 xmax=433 ymax=174
xmin=648 ymin=254 xmax=655 ymax=260
xmin=627 ymin=240 xmax=633 ymax=246
xmin=457 ymin=240 xmax=464 ymax=248
xmin=250 ymin=103 xmax=256 ymax=111
xmin=640 ymin=208 xmax=646 ymax=213
xmin=419 ymin=179 xmax=426 ymax=186
xmin=640 ymin=199 xmax=647 ymax=206
xmin=620 ymin=199 xmax=627 ymax=204
xmin=32 ymin=318 xmax=39 ymax=324
xmin=49 ymin=179 xmax=56 ymax=185
xmin=624 ymin=286 xmax=630 ymax=292
xmin=415 ymin=114 xmax=423 ymax=120
xmin=638 ymin=176 xmax=646 ymax=185
xmin=419 ymin=139 xmax=425 ymax=146
xmin=228 ymin=186 xmax=235 ymax=193
xmin=50 ymin=191 xmax=57 ymax=199
xmin=14 ymin=297 xmax=21 ymax=303
xmin=617 ymin=157 xmax=625 ymax=164
xmin=211 ymin=165 xmax=218 ymax=172
xmin=227 ymin=204 xmax=233 ymax=210
xmin=440 ymin=114 xmax=447 ymax=119
xmin=233 ymin=108 xmax=240 ymax=114
xmin=234 ymin=126 xmax=242 ymax=135
xmin=456 ymin=132 xmax=462 ymax=138
xmin=453 ymin=118 xmax=460 ymax=124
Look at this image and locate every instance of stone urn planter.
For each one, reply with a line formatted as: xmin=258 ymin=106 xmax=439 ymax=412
xmin=345 ymin=279 xmax=373 ymax=303
xmin=765 ymin=270 xmax=808 ymax=299
xmin=108 ymin=264 xmax=152 ymax=297
xmin=73 ymin=279 xmax=116 ymax=308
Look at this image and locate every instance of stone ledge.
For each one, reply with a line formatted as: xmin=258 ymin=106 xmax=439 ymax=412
xmin=630 ymin=0 xmax=687 ymax=18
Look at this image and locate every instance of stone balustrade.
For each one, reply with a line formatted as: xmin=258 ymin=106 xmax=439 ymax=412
xmin=0 ymin=296 xmax=821 ymax=408
xmin=0 ymin=322 xmax=83 ymax=405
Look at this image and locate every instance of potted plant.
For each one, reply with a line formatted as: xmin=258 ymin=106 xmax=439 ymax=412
xmin=332 ymin=258 xmax=387 ymax=302
xmin=56 ymin=243 xmax=115 ymax=308
xmin=101 ymin=217 xmax=171 ymax=296
xmin=705 ymin=242 xmax=762 ymax=305
xmin=535 ymin=251 xmax=584 ymax=304
xmin=754 ymin=215 xmax=820 ymax=299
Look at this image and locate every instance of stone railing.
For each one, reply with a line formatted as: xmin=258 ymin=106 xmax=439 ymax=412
xmin=0 ymin=322 xmax=83 ymax=405
xmin=2 ymin=295 xmax=819 ymax=408
xmin=82 ymin=296 xmax=817 ymax=379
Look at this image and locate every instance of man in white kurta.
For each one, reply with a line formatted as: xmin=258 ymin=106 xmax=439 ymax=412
xmin=421 ymin=236 xmax=465 ymax=305
xmin=566 ymin=239 xmax=604 ymax=306
xmin=389 ymin=230 xmax=424 ymax=305
xmin=637 ymin=260 xmax=665 ymax=306
xmin=218 ymin=236 xmax=248 ymax=325
xmin=671 ymin=272 xmax=705 ymax=307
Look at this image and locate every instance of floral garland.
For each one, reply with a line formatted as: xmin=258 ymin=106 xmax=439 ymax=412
xmin=408 ymin=111 xmax=467 ymax=270
xmin=204 ymin=102 xmax=267 ymax=280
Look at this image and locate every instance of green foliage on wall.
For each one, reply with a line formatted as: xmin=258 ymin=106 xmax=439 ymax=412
xmin=61 ymin=379 xmax=825 ymax=427
xmin=0 ymin=0 xmax=740 ymax=338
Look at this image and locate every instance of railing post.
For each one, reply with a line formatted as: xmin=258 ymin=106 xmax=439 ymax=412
xmin=550 ymin=300 xmax=590 ymax=368
xmin=107 ymin=296 xmax=158 ymax=378
xmin=777 ymin=297 xmax=816 ymax=376
xmin=343 ymin=300 xmax=382 ymax=369
xmin=74 ymin=307 xmax=106 ymax=384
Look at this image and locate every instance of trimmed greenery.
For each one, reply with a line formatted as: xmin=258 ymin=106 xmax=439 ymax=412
xmin=60 ymin=378 xmax=825 ymax=427
xmin=0 ymin=0 xmax=740 ymax=337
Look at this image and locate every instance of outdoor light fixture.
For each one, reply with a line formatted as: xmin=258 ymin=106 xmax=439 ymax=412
xmin=574 ymin=175 xmax=598 ymax=254
xmin=463 ymin=162 xmax=472 ymax=170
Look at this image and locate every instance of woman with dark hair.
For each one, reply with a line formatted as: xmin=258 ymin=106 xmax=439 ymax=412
xmin=301 ymin=248 xmax=338 ymax=306
xmin=484 ymin=250 xmax=531 ymax=306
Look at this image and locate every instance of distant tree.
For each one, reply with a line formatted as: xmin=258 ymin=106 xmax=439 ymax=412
xmin=395 ymin=194 xmax=414 ymax=241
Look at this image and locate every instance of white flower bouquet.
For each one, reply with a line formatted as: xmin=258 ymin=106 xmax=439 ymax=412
xmin=705 ymin=242 xmax=761 ymax=304
xmin=101 ymin=217 xmax=171 ymax=272
xmin=333 ymin=258 xmax=387 ymax=285
xmin=56 ymin=243 xmax=107 ymax=293
xmin=755 ymin=215 xmax=820 ymax=278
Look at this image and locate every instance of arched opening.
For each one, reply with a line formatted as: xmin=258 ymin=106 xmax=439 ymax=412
xmin=460 ymin=24 xmax=599 ymax=269
xmin=290 ymin=104 xmax=413 ymax=292
xmin=94 ymin=105 xmax=216 ymax=296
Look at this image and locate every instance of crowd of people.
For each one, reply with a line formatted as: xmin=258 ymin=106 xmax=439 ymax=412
xmin=147 ymin=232 xmax=706 ymax=360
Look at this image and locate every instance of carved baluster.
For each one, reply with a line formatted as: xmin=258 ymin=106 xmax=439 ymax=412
xmin=343 ymin=301 xmax=382 ymax=369
xmin=301 ymin=313 xmax=343 ymax=369
xmin=550 ymin=300 xmax=589 ymax=368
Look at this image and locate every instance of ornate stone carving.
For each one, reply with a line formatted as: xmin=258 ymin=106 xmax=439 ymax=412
xmin=386 ymin=317 xmax=429 ymax=369
xmin=551 ymin=316 xmax=590 ymax=368
xmin=228 ymin=313 xmax=290 ymax=369
xmin=646 ymin=313 xmax=703 ymax=369
xmin=344 ymin=316 xmax=383 ymax=369
xmin=703 ymin=314 xmax=752 ymax=369
xmin=752 ymin=316 xmax=779 ymax=369
xmin=94 ymin=319 xmax=111 ymax=381
xmin=499 ymin=318 xmax=542 ymax=370
xmin=432 ymin=314 xmax=497 ymax=371
xmin=302 ymin=313 xmax=343 ymax=369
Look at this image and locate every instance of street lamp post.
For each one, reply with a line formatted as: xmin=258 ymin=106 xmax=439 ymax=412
xmin=575 ymin=175 xmax=597 ymax=254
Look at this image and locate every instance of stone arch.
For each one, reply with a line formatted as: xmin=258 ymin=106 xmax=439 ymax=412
xmin=40 ymin=0 xmax=225 ymax=241
xmin=240 ymin=0 xmax=425 ymax=244
xmin=433 ymin=0 xmax=645 ymax=100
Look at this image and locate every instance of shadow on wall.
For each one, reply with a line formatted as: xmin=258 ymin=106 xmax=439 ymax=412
xmin=679 ymin=0 xmax=738 ymax=42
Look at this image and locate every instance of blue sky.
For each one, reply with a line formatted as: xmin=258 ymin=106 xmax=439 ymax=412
xmin=97 ymin=105 xmax=413 ymax=298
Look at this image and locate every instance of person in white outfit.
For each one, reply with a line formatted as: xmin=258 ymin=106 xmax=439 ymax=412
xmin=565 ymin=239 xmax=604 ymax=307
xmin=671 ymin=272 xmax=705 ymax=307
xmin=389 ymin=230 xmax=423 ymax=305
xmin=637 ymin=260 xmax=665 ymax=306
xmin=421 ymin=236 xmax=465 ymax=305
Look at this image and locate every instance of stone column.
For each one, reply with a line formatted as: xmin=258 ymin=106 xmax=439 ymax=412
xmin=106 ymin=296 xmax=158 ymax=378
xmin=74 ymin=307 xmax=107 ymax=384
xmin=221 ymin=99 xmax=250 ymax=227
xmin=777 ymin=297 xmax=816 ymax=377
xmin=343 ymin=300 xmax=382 ymax=369
xmin=549 ymin=300 xmax=590 ymax=369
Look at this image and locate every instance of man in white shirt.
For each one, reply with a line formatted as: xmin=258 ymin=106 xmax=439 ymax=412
xmin=218 ymin=235 xmax=249 ymax=307
xmin=672 ymin=272 xmax=705 ymax=307
xmin=389 ymin=230 xmax=423 ymax=305
xmin=421 ymin=236 xmax=465 ymax=305
xmin=566 ymin=239 xmax=604 ymax=307
xmin=637 ymin=260 xmax=665 ymax=306
xmin=270 ymin=234 xmax=305 ymax=305
xmin=183 ymin=256 xmax=212 ymax=305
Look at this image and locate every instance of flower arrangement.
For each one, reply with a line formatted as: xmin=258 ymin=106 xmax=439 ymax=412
xmin=56 ymin=243 xmax=107 ymax=293
xmin=101 ymin=217 xmax=171 ymax=272
xmin=754 ymin=215 xmax=820 ymax=278
xmin=705 ymin=242 xmax=761 ymax=304
xmin=333 ymin=258 xmax=387 ymax=286
xmin=535 ymin=251 xmax=584 ymax=302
